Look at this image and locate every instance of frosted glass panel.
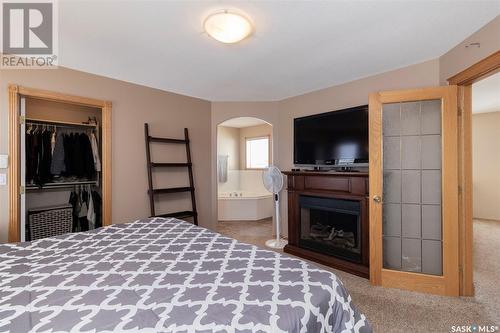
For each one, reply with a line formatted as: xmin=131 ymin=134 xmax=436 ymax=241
xmin=402 ymin=204 xmax=421 ymax=238
xmin=383 ymin=170 xmax=401 ymax=203
xmin=382 ymin=100 xmax=443 ymax=275
xmin=422 ymin=205 xmax=442 ymax=240
xmin=422 ymin=240 xmax=443 ymax=275
xmin=383 ymin=203 xmax=401 ymax=237
xmin=402 ymin=238 xmax=422 ymax=272
xmin=401 ymin=102 xmax=420 ymax=135
xmin=422 ymin=170 xmax=441 ymax=204
xmin=421 ymin=135 xmax=441 ymax=169
xmin=401 ymin=136 xmax=420 ymax=169
xmin=383 ymin=236 xmax=401 ymax=269
xmin=383 ymin=136 xmax=401 ymax=170
xmin=402 ymin=170 xmax=421 ymax=204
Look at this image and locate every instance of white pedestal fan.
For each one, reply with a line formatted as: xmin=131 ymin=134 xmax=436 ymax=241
xmin=262 ymin=166 xmax=288 ymax=249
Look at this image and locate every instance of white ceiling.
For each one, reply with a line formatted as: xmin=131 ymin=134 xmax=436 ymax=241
xmin=473 ymin=72 xmax=500 ymax=114
xmin=59 ymin=1 xmax=500 ymax=101
xmin=219 ymin=117 xmax=269 ymax=128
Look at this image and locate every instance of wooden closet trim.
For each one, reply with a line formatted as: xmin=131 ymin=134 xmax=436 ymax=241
xmin=8 ymin=85 xmax=20 ymax=243
xmin=8 ymin=85 xmax=112 ymax=242
xmin=447 ymin=50 xmax=500 ymax=296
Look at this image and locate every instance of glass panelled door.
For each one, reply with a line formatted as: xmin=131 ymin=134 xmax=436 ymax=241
xmin=369 ymin=87 xmax=459 ymax=296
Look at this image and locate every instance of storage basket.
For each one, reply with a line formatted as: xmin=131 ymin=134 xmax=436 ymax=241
xmin=28 ymin=205 xmax=73 ymax=241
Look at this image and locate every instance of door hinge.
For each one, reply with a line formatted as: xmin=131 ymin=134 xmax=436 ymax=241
xmin=19 ymin=116 xmax=25 ymax=125
xmin=20 ymin=186 xmax=25 ymax=195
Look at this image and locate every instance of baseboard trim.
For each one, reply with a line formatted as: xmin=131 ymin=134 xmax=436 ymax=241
xmin=473 ymin=217 xmax=500 ymax=223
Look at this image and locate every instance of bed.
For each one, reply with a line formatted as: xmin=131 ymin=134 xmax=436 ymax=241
xmin=0 ymin=217 xmax=371 ymax=333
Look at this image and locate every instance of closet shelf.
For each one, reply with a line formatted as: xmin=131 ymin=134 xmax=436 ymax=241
xmin=25 ymin=117 xmax=98 ymax=128
xmin=26 ymin=180 xmax=98 ymax=191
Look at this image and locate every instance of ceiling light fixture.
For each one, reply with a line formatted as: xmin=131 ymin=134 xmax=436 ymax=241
xmin=204 ymin=10 xmax=253 ymax=44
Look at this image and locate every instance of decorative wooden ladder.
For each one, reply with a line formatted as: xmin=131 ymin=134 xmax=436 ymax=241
xmin=144 ymin=123 xmax=198 ymax=225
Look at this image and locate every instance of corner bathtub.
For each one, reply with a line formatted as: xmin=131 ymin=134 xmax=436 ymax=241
xmin=218 ymin=191 xmax=274 ymax=221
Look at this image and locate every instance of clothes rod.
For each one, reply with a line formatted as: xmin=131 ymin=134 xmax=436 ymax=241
xmin=26 ymin=180 xmax=98 ymax=190
xmin=25 ymin=117 xmax=98 ymax=128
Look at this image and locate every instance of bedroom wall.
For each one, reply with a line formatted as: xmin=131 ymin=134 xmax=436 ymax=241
xmin=472 ymin=111 xmax=500 ymax=221
xmin=439 ymin=16 xmax=500 ymax=84
xmin=0 ymin=67 xmax=212 ymax=243
xmin=211 ymin=59 xmax=440 ymax=237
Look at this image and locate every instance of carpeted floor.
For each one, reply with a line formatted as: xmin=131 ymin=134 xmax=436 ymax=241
xmin=217 ymin=219 xmax=500 ymax=332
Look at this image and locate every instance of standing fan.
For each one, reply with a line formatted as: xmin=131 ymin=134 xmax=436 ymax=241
xmin=262 ymin=166 xmax=288 ymax=249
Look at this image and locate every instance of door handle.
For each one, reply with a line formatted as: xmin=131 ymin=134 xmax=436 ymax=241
xmin=373 ymin=195 xmax=382 ymax=203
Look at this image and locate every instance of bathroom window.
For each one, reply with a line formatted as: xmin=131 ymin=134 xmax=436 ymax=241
xmin=246 ymin=136 xmax=269 ymax=169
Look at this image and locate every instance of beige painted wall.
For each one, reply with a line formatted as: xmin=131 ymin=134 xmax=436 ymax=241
xmin=0 ymin=67 xmax=212 ymax=243
xmin=472 ymin=111 xmax=500 ymax=221
xmin=26 ymin=98 xmax=102 ymax=124
xmin=211 ymin=59 xmax=441 ymax=236
xmin=217 ymin=126 xmax=240 ymax=171
xmin=239 ymin=123 xmax=273 ymax=169
xmin=439 ymin=16 xmax=500 ymax=84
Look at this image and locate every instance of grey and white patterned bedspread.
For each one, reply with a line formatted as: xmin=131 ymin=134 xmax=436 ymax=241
xmin=0 ymin=218 xmax=371 ymax=333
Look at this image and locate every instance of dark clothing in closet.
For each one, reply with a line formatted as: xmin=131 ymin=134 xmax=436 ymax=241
xmin=63 ymin=133 xmax=95 ymax=179
xmin=51 ymin=132 xmax=66 ymax=175
xmin=26 ymin=130 xmax=53 ymax=185
xmin=39 ymin=131 xmax=53 ymax=184
xmin=69 ymin=188 xmax=101 ymax=232
xmin=92 ymin=191 xmax=102 ymax=229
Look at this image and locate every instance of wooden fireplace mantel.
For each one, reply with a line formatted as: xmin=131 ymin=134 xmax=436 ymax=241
xmin=283 ymin=170 xmax=370 ymax=278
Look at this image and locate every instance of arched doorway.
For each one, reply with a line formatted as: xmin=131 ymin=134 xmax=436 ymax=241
xmin=215 ymin=117 xmax=274 ymax=246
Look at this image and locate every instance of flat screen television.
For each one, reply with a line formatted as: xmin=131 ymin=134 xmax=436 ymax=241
xmin=294 ymin=105 xmax=369 ymax=167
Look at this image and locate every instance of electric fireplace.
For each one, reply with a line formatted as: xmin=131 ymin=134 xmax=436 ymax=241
xmin=299 ymin=195 xmax=362 ymax=263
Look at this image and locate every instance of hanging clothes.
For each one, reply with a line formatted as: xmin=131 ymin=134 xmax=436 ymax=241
xmin=68 ymin=186 xmax=101 ymax=232
xmin=91 ymin=190 xmax=102 ymax=229
xmin=90 ymin=132 xmax=101 ymax=172
xmin=26 ymin=124 xmax=101 ymax=185
xmin=50 ymin=131 xmax=66 ymax=175
xmin=25 ymin=126 xmax=54 ymax=186
xmin=80 ymin=133 xmax=96 ymax=178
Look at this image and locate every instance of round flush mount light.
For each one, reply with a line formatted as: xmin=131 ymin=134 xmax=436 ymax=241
xmin=204 ymin=10 xmax=253 ymax=44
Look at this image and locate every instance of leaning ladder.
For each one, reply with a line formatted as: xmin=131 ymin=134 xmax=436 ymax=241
xmin=144 ymin=123 xmax=198 ymax=225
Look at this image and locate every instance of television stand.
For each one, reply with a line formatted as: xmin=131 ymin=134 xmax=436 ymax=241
xmin=310 ymin=166 xmax=330 ymax=172
xmin=339 ymin=166 xmax=359 ymax=172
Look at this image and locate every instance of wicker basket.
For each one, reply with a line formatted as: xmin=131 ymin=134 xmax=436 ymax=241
xmin=28 ymin=205 xmax=73 ymax=241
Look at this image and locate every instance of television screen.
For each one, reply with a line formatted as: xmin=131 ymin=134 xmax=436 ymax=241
xmin=294 ymin=105 xmax=369 ymax=166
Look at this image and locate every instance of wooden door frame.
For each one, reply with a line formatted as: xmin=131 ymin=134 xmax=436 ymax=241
xmin=447 ymin=51 xmax=500 ymax=296
xmin=369 ymin=86 xmax=459 ymax=296
xmin=8 ymin=85 xmax=112 ymax=242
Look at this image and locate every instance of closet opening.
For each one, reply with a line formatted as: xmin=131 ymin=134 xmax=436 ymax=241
xmin=8 ymin=85 xmax=112 ymax=243
xmin=23 ymin=98 xmax=102 ymax=241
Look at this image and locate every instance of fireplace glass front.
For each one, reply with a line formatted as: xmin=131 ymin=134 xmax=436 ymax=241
xmin=299 ymin=195 xmax=362 ymax=263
